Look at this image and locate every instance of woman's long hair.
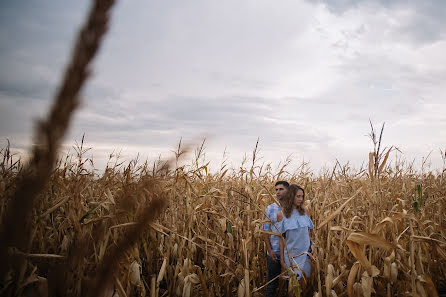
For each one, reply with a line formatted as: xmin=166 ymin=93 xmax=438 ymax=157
xmin=282 ymin=184 xmax=305 ymax=218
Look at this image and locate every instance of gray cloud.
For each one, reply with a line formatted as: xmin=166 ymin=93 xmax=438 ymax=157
xmin=70 ymin=93 xmax=333 ymax=150
xmin=0 ymin=94 xmax=49 ymax=135
xmin=311 ymin=0 xmax=446 ymax=44
xmin=1 ymin=0 xmax=445 ymax=171
xmin=0 ymin=1 xmax=91 ymax=101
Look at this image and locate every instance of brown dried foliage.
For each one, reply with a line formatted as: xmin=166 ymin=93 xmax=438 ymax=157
xmin=2 ymin=140 xmax=446 ymax=296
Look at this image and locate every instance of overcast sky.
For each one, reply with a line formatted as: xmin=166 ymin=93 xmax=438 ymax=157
xmin=1 ymin=0 xmax=445 ymax=173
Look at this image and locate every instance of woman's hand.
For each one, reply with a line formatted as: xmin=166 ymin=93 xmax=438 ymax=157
xmin=281 ymin=261 xmax=287 ymax=273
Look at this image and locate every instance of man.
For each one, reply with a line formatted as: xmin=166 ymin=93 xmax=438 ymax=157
xmin=263 ymin=180 xmax=289 ymax=297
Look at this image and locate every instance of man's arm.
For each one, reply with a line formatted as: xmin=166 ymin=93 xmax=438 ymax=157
xmin=263 ymin=233 xmax=278 ymax=262
xmin=279 ymin=235 xmax=286 ymax=272
xmin=263 ymin=206 xmax=279 ymax=262
xmin=277 ymin=210 xmax=284 ymax=266
xmin=277 ymin=210 xmax=286 ymax=271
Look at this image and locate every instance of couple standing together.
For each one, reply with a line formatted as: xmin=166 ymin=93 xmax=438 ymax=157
xmin=263 ymin=181 xmax=315 ymax=297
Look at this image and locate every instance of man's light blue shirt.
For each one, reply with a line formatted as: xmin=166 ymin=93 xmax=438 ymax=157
xmin=263 ymin=202 xmax=281 ymax=256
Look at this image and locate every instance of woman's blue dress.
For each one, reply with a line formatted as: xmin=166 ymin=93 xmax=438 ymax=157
xmin=279 ymin=209 xmax=314 ymax=280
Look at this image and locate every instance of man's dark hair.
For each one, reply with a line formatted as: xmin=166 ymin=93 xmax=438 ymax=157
xmin=275 ymin=181 xmax=289 ymax=187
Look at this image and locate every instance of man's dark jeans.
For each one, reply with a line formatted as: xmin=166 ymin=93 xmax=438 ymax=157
xmin=266 ymin=254 xmax=281 ymax=297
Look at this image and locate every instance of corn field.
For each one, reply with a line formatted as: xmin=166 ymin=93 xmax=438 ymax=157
xmin=0 ymin=0 xmax=445 ymax=296
xmin=1 ymin=138 xmax=445 ymax=297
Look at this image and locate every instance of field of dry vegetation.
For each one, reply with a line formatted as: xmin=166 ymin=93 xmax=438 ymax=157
xmin=0 ymin=0 xmax=445 ymax=296
xmin=1 ymin=137 xmax=445 ymax=297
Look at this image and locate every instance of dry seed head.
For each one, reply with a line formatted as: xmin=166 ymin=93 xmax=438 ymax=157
xmin=326 ymin=264 xmax=334 ymax=296
xmin=129 ymin=260 xmax=141 ymax=286
xmin=347 ymin=262 xmax=360 ymax=297
xmin=172 ymin=243 xmax=178 ymax=257
xmin=390 ymin=262 xmax=398 ymax=283
xmin=370 ymin=265 xmax=380 ymax=277
xmin=361 ymin=271 xmax=373 ymax=297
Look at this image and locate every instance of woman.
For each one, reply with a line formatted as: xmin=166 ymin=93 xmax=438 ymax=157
xmin=277 ymin=184 xmax=314 ymax=283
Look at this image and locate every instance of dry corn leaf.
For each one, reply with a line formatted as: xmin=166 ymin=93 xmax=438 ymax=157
xmin=184 ymin=273 xmax=200 ymax=284
xmin=378 ymin=146 xmax=393 ymax=174
xmin=418 ymin=274 xmax=439 ymax=297
xmin=436 ymin=244 xmax=446 ymax=260
xmin=105 ymin=188 xmax=115 ymax=204
xmin=332 ymin=269 xmax=348 ymax=288
xmin=391 ymin=210 xmax=407 ymax=221
xmin=353 ymin=282 xmax=363 ymax=296
xmin=347 ymin=231 xmax=397 ymax=250
xmin=346 ymin=240 xmax=372 ymax=275
xmin=317 ymin=187 xmax=363 ymax=229
xmin=370 ymin=265 xmax=380 ymax=277
xmin=157 ymin=258 xmax=167 ymax=284
xmin=238 ymin=278 xmax=245 ymax=297
xmin=368 ymin=152 xmax=374 ymax=179
xmin=372 ymin=217 xmax=394 ymax=234
xmin=416 ymin=279 xmax=427 ymax=297
xmin=182 ymin=281 xmax=192 ymax=297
